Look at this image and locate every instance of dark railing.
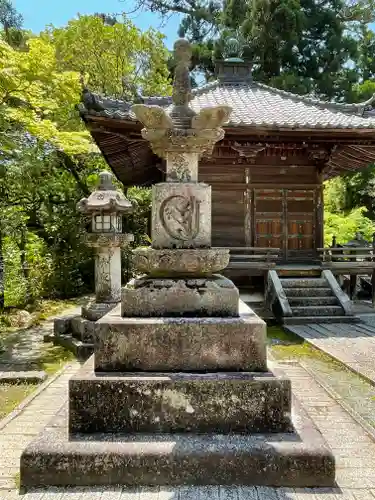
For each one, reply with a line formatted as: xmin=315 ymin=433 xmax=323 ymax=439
xmin=318 ymin=232 xmax=375 ymax=305
xmin=215 ymin=247 xmax=281 ymax=271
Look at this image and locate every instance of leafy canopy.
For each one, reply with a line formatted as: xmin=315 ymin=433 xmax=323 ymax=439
xmin=46 ymin=14 xmax=172 ymax=98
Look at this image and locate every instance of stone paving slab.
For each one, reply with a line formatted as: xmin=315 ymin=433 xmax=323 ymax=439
xmin=0 ymin=487 xmax=372 ymax=499
xmin=0 ymin=370 xmax=47 ymax=384
xmin=284 ymin=322 xmax=375 ymax=385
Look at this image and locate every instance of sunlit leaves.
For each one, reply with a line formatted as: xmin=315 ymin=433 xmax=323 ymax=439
xmin=0 ymin=38 xmax=92 ymax=154
xmin=46 ymin=14 xmax=172 ymax=99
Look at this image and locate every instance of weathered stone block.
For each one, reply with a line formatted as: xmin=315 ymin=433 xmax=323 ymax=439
xmin=151 ymin=182 xmax=211 ymax=249
xmin=81 ymin=301 xmax=117 ymax=321
xmin=132 ymin=248 xmax=229 ymax=276
xmin=121 ymin=274 xmax=239 ymax=317
xmin=95 ymin=301 xmax=267 ymax=372
xmin=53 ymin=315 xmax=79 ymax=336
xmin=69 ymin=358 xmax=291 ymax=434
xmin=95 ymin=247 xmax=122 ymax=303
xmin=0 ymin=370 xmax=47 ymax=384
xmin=71 ymin=317 xmax=96 ymax=343
xmin=20 ymin=398 xmax=335 ymax=488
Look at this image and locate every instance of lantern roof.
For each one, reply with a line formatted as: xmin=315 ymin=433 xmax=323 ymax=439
xmin=77 ymin=172 xmax=133 ymax=213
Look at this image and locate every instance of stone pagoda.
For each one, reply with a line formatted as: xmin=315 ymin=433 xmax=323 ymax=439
xmin=20 ymin=39 xmax=335 ymax=489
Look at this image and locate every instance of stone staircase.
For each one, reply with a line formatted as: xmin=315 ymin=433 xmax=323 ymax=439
xmin=48 ymin=315 xmax=94 ymax=360
xmin=267 ymin=270 xmax=357 ymax=324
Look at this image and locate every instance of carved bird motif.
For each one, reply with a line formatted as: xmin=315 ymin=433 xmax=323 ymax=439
xmin=131 ymin=104 xmax=174 ymax=129
xmin=191 ymin=105 xmax=232 ymax=130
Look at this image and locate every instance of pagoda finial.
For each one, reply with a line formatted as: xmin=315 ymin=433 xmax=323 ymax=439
xmin=172 ymin=38 xmax=192 ymax=108
xmin=223 ymin=37 xmax=244 ymax=62
xmin=98 ymin=171 xmax=115 ymax=190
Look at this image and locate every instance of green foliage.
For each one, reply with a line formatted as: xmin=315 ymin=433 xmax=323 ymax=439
xmin=0 ymin=37 xmax=91 ymax=154
xmin=139 ymin=0 xmax=375 ymax=100
xmin=324 ymin=207 xmax=375 ymax=246
xmin=47 ymin=14 xmax=172 ymax=98
xmin=0 ymin=14 xmax=170 ymax=308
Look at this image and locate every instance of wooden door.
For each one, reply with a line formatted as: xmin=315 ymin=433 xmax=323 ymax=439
xmin=253 ymin=189 xmax=284 ymax=252
xmin=285 ymin=189 xmax=315 ymax=260
xmin=253 ymin=188 xmax=316 ymax=261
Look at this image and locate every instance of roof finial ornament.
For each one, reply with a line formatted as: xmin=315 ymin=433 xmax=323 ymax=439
xmin=172 ymin=38 xmax=192 ymax=108
xmin=223 ymin=36 xmax=244 ymax=62
xmin=98 ymin=171 xmax=115 ymax=190
xmin=130 ymin=36 xmax=232 ymax=159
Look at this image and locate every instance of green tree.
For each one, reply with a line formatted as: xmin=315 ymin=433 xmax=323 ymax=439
xmin=324 ymin=207 xmax=375 ymax=246
xmin=0 ymin=0 xmax=22 ymax=44
xmin=47 ymin=14 xmax=172 ymax=98
xmin=0 ymin=15 xmax=171 ymax=307
xmin=135 ymin=0 xmax=375 ymax=100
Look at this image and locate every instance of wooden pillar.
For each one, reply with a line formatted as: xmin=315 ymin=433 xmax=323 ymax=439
xmin=372 ymin=232 xmax=375 ymax=308
xmin=315 ymin=170 xmax=324 ymax=255
xmin=349 ymin=274 xmax=357 ymax=300
xmin=244 ymin=168 xmax=252 ymax=246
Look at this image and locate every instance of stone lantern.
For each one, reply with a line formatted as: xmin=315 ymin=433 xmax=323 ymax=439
xmin=77 ymin=171 xmax=134 ymax=320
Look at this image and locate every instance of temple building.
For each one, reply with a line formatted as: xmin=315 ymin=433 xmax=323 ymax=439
xmin=78 ymin=45 xmax=375 ymax=290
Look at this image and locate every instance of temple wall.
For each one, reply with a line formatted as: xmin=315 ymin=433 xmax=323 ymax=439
xmin=199 ymin=158 xmax=323 ymax=260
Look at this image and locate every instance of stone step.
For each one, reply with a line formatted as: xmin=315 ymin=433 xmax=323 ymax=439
xmin=281 ymin=278 xmax=327 ymax=288
xmin=69 ymin=361 xmax=292 ymax=434
xmin=52 ymin=333 xmax=93 ymax=361
xmin=284 ymin=287 xmax=333 ymax=298
xmin=290 ymin=305 xmax=343 ymax=317
xmin=284 ymin=316 xmax=359 ymax=325
xmin=288 ymin=297 xmax=338 ymax=307
xmin=20 ymin=401 xmax=335 ymax=489
xmin=70 ymin=317 xmax=95 ymax=343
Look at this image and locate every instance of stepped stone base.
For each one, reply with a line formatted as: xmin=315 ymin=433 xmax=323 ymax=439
xmin=95 ymin=302 xmax=267 ymax=372
xmin=122 ymin=274 xmax=239 ymax=317
xmin=51 ymin=333 xmax=94 ymax=360
xmin=20 ymin=399 xmax=335 ymax=489
xmin=69 ymin=357 xmax=292 ymax=434
xmin=52 ymin=313 xmax=96 ymax=360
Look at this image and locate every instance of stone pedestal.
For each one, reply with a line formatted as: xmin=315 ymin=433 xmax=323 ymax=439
xmin=122 ymin=274 xmax=239 ymax=317
xmin=69 ymin=357 xmax=292 ymax=434
xmin=95 ymin=303 xmax=266 ymax=372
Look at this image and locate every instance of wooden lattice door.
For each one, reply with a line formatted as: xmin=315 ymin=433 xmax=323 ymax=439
xmin=253 ymin=188 xmax=316 ymax=261
xmin=285 ymin=189 xmax=315 ymax=260
xmin=253 ymin=189 xmax=284 ymax=253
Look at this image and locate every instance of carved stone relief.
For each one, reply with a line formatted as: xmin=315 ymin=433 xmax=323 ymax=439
xmin=159 ymin=195 xmax=200 ymax=241
xmin=151 ymin=183 xmax=211 ymax=249
xmin=166 ymin=152 xmax=197 ymax=182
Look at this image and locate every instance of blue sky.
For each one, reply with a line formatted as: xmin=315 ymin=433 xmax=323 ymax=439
xmin=13 ymin=0 xmax=180 ymax=48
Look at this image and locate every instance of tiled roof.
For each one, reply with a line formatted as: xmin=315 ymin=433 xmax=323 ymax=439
xmin=79 ymin=80 xmax=375 ymax=130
